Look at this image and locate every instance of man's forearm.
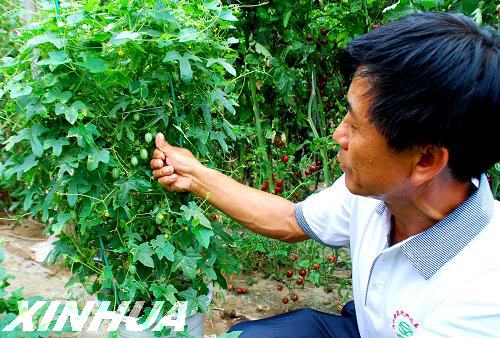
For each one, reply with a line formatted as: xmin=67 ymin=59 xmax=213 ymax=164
xmin=190 ymin=166 xmax=308 ymax=243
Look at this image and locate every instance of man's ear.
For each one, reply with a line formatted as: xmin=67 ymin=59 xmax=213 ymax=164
xmin=410 ymin=145 xmax=449 ymax=186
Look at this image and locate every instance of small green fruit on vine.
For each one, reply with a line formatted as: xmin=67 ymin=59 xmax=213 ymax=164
xmin=133 ymin=113 xmax=140 ymax=121
xmin=144 ymin=132 xmax=153 ymax=143
xmin=131 ymin=156 xmax=139 ymax=166
xmin=140 ymin=148 xmax=148 ymax=160
xmin=112 ymin=168 xmax=120 ymax=179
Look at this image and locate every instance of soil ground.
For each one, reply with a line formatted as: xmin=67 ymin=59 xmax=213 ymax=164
xmin=0 ymin=214 xmax=351 ymax=337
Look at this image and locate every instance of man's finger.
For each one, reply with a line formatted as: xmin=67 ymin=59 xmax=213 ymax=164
xmin=158 ymin=174 xmax=178 ymax=187
xmin=150 ymin=158 xmax=165 ymax=170
xmin=153 ymin=149 xmax=165 ymax=160
xmin=153 ymin=166 xmax=175 ymax=179
xmin=155 ymin=133 xmax=173 ymax=154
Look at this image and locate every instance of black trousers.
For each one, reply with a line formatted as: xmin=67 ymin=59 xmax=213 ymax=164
xmin=227 ymin=301 xmax=360 ymax=338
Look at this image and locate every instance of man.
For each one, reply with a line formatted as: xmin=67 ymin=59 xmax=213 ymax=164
xmin=150 ymin=12 xmax=499 ymax=337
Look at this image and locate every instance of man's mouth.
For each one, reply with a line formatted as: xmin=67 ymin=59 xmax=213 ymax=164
xmin=337 ymin=152 xmax=347 ymax=172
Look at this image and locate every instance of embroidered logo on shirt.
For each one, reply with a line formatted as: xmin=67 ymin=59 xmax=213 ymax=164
xmin=392 ymin=310 xmax=419 ymax=337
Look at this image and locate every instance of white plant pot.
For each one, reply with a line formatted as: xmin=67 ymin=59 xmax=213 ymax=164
xmin=117 ymin=284 xmax=214 ymax=338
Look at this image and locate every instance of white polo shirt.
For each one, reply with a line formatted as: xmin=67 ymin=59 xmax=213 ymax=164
xmin=295 ymin=174 xmax=500 ymax=337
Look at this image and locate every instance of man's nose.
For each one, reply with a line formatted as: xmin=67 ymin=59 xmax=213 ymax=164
xmin=332 ymin=118 xmax=349 ymax=150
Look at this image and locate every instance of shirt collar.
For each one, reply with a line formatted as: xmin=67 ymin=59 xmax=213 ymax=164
xmin=377 ymin=174 xmax=494 ymax=280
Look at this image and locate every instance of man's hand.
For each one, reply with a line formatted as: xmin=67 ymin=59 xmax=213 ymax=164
xmin=150 ymin=133 xmax=307 ymax=243
xmin=150 ymin=133 xmax=203 ymax=192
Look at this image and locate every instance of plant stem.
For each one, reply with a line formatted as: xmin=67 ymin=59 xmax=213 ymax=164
xmin=307 ymin=68 xmax=331 ymax=186
xmin=248 ymin=77 xmax=273 ymax=188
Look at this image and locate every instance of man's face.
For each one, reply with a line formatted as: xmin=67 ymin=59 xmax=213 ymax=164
xmin=332 ymin=74 xmax=416 ymax=199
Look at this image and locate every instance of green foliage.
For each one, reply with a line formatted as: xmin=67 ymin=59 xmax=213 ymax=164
xmin=0 ymin=0 xmax=497 ymax=323
xmin=1 ymin=0 xmax=241 ymax=314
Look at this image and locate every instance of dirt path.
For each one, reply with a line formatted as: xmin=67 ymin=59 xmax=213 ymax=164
xmin=0 ymin=216 xmax=350 ymax=336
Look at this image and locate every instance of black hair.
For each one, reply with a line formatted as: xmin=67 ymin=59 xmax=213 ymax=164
xmin=339 ymin=12 xmax=499 ymax=181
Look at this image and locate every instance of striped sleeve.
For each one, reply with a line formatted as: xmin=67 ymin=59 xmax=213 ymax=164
xmin=294 ymin=174 xmax=352 ymax=248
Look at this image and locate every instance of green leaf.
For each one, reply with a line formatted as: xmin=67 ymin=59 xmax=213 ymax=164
xmin=21 ymin=33 xmax=67 ymax=51
xmin=254 ymin=42 xmax=271 ymax=58
xmin=150 ymin=235 xmax=175 ymax=261
xmin=199 ymin=264 xmax=217 ymax=280
xmin=222 ymin=120 xmax=237 ymax=141
xmin=3 ymin=129 xmax=29 ymax=151
xmin=178 ymin=287 xmax=209 ymax=314
xmin=414 ymin=0 xmax=443 ymax=9
xmin=87 ymin=149 xmax=110 ymax=171
xmin=283 ymin=9 xmax=292 ymax=27
xmin=192 ymin=227 xmax=214 ymax=248
xmin=3 ymin=125 xmax=49 ymax=157
xmin=0 ymin=161 xmax=6 ymax=179
xmin=0 ymin=56 xmax=18 ymax=68
xmin=114 ymin=178 xmax=151 ymax=203
xmin=52 ymin=213 xmax=72 ymax=236
xmin=75 ymin=56 xmax=109 ymax=73
xmin=210 ymin=131 xmax=229 ymax=152
xmin=67 ymin=180 xmax=78 ymax=207
xmin=67 ymin=11 xmax=85 ymax=26
xmin=57 ymin=156 xmax=79 ymax=177
xmin=55 ymin=101 xmax=86 ymax=124
xmin=220 ymin=8 xmax=238 ymax=21
xmin=179 ymin=28 xmax=199 ymax=42
xmin=210 ymin=88 xmax=235 ymax=114
xmin=29 ymin=125 xmax=49 ymax=157
xmin=42 ymin=181 xmax=57 ymax=222
xmin=163 ymin=51 xmax=200 ymax=84
xmin=4 ymin=154 xmax=38 ymax=180
xmin=206 ymin=58 xmax=236 ymax=76
xmin=172 ymin=253 xmax=200 ymax=280
xmin=38 ymin=51 xmax=70 ymax=70
xmin=133 ymin=243 xmax=155 ymax=268
xmin=180 ymin=202 xmax=211 ymax=228
xmin=26 ymin=102 xmax=48 ymax=120
xmin=44 ymin=137 xmax=70 ymax=156
xmin=10 ymin=85 xmax=32 ymax=99
xmin=149 ymin=284 xmax=178 ymax=305
xmin=203 ymin=1 xmax=220 ymax=10
xmin=42 ymin=73 xmax=59 ymax=87
xmin=44 ymin=89 xmax=72 ymax=109
xmin=471 ymin=7 xmax=482 ymax=25
xmin=109 ymin=31 xmax=141 ymax=45
xmin=68 ymin=124 xmax=100 ymax=148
